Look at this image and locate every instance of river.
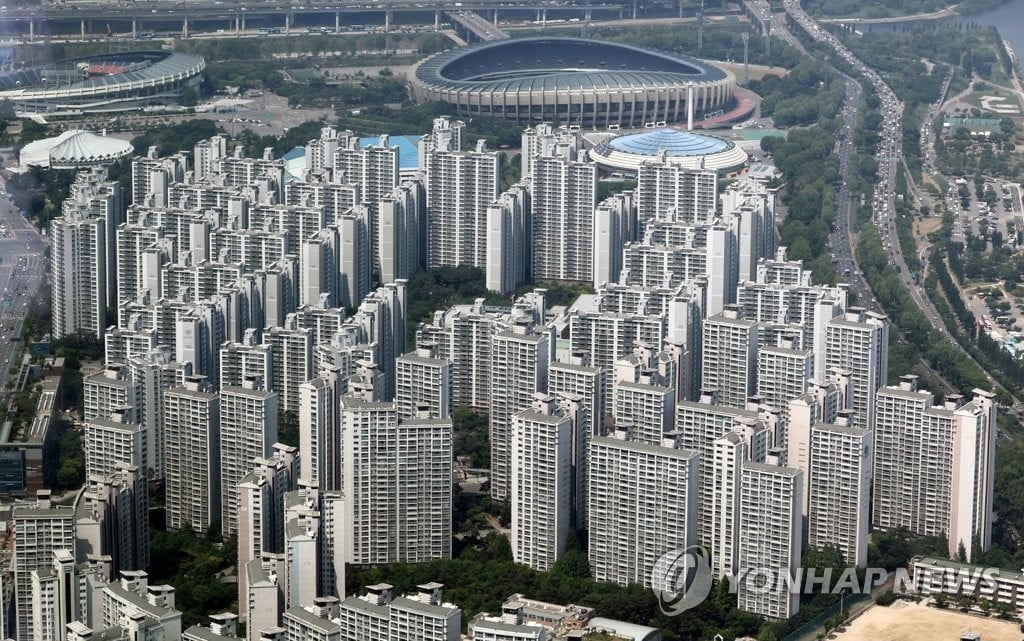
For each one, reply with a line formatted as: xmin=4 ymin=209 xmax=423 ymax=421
xmin=860 ymin=0 xmax=1024 ymax=74
xmin=969 ymin=0 xmax=1024 ymax=74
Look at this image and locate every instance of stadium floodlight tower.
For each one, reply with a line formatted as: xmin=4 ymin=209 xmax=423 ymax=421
xmin=741 ymin=32 xmax=750 ymax=84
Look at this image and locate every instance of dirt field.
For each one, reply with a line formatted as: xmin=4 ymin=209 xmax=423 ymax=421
xmin=835 ymin=600 xmax=1023 ymax=641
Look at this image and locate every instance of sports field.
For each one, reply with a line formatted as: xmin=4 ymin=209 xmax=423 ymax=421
xmin=834 ymin=599 xmax=1022 ymax=641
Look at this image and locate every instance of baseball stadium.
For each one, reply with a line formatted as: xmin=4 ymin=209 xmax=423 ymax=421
xmin=0 ymin=50 xmax=205 ymax=116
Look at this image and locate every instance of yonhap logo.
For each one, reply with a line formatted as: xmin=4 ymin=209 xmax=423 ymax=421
xmin=650 ymin=545 xmax=713 ymax=615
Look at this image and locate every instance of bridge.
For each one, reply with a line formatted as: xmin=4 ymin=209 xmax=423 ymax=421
xmin=818 ymin=3 xmax=959 ymax=25
xmin=448 ymin=9 xmax=508 ymax=41
xmin=0 ymin=0 xmax=631 ymax=41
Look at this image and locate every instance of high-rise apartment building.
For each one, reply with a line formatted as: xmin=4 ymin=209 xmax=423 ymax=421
xmin=700 ymin=305 xmax=757 ymax=408
xmin=341 ymin=400 xmax=452 ymax=564
xmin=220 ymin=378 xmax=279 ymax=535
xmin=736 ymin=463 xmax=803 ymax=620
xmin=636 ymin=162 xmax=717 ymax=223
xmin=489 ymin=327 xmax=550 ymax=502
xmin=299 ymin=376 xmax=339 ymax=492
xmin=529 ymin=152 xmax=598 ymax=282
xmin=510 ymin=399 xmax=574 ymax=572
xmin=484 ymin=182 xmax=531 ymax=295
xmin=52 ymin=205 xmax=107 ymax=339
xmin=13 ymin=494 xmax=75 ymax=641
xmin=808 ymin=418 xmax=871 ymax=567
xmin=335 ymin=136 xmax=400 ymax=277
xmin=824 ymin=308 xmax=888 ymax=429
xmin=165 ymin=376 xmax=221 ymax=533
xmin=872 ymin=375 xmax=996 ymax=561
xmin=395 ymin=347 xmax=452 ymax=422
xmin=588 ymin=428 xmax=698 ymax=588
xmin=425 ymin=140 xmax=500 ymax=270
xmin=267 ymin=321 xmax=314 ymax=415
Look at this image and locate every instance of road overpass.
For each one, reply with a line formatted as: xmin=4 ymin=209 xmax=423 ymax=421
xmin=0 ymin=0 xmax=630 ymax=41
xmin=447 ymin=9 xmax=507 ymax=41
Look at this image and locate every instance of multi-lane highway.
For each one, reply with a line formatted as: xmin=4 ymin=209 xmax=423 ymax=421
xmin=0 ymin=183 xmax=48 ymax=392
xmin=782 ymin=0 xmax=952 ymax=338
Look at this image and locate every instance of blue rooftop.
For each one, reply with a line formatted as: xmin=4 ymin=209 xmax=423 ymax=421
xmin=358 ymin=134 xmax=423 ymax=172
xmin=282 ymin=146 xmax=305 ymax=161
xmin=608 ymin=128 xmax=730 ymax=157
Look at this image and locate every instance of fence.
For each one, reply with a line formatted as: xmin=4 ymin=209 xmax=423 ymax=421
xmin=781 ymin=592 xmax=872 ymax=641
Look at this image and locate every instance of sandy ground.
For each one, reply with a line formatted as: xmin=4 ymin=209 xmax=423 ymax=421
xmin=835 ymin=600 xmax=1023 ymax=641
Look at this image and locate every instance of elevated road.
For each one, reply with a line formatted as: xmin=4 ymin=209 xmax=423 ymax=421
xmin=0 ymin=0 xmax=625 ymax=40
xmin=448 ymin=9 xmax=507 ymax=41
xmin=818 ymin=4 xmax=958 ymax=25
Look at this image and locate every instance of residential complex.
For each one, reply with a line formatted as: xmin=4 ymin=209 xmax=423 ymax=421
xmin=11 ymin=111 xmax=1001 ymax=641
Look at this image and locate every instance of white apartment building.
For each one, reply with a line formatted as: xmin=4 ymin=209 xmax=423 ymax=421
xmin=83 ymin=410 xmax=147 ymax=482
xmin=267 ymin=322 xmax=314 ymax=415
xmin=425 ymin=141 xmax=500 ymax=270
xmin=485 ymin=183 xmax=531 ymax=295
xmin=164 ymin=376 xmax=221 ymax=533
xmin=220 ymin=378 xmax=279 ymax=535
xmin=335 ymin=136 xmax=400 ymax=275
xmin=736 ymin=462 xmax=803 ymax=620
xmin=299 ymin=377 xmax=339 ymax=492
xmin=700 ymin=305 xmax=757 ymax=408
xmin=52 ymin=205 xmax=107 ymax=339
xmin=676 ymin=393 xmax=769 ymax=551
xmin=395 ymin=348 xmax=452 ymax=422
xmin=378 ymin=180 xmax=426 ymax=285
xmin=756 ymin=334 xmax=813 ymax=430
xmin=808 ymin=419 xmax=871 ymax=567
xmin=824 ymin=308 xmax=888 ymax=429
xmin=636 ymin=162 xmax=717 ymax=223
xmin=510 ymin=403 xmax=573 ymax=572
xmin=548 ymin=360 xmax=606 ymax=437
xmin=489 ymin=327 xmax=551 ymax=502
xmin=613 ymin=380 xmax=675 ymax=446
xmin=529 ymin=152 xmax=598 ymax=282
xmin=341 ymin=400 xmax=452 ymax=564
xmin=592 ymin=192 xmax=635 ymax=290
xmin=237 ymin=447 xmax=297 ymax=628
xmin=29 ymin=550 xmax=78 ymax=641
xmin=873 ymin=375 xmax=995 ymax=561
xmin=588 ymin=429 xmax=698 ymax=588
xmin=74 ymin=464 xmax=150 ymax=576
xmin=220 ymin=330 xmax=274 ymax=391
xmin=283 ymin=582 xmax=460 ymax=641
xmin=13 ymin=496 xmax=75 ymax=641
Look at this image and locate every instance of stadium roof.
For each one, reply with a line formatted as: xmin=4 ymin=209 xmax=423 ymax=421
xmin=415 ymin=37 xmax=727 ymax=94
xmin=21 ymin=130 xmax=133 ymax=169
xmin=591 ymin=127 xmax=748 ymax=175
xmin=606 ymin=128 xmax=731 ymax=157
xmin=0 ymin=52 xmax=203 ymax=93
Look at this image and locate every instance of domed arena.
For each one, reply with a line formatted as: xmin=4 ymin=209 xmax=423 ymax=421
xmin=411 ymin=37 xmax=735 ymax=128
xmin=591 ymin=127 xmax=749 ymax=176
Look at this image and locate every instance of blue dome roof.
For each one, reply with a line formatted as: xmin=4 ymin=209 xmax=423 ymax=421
xmin=607 ymin=128 xmax=730 ymax=157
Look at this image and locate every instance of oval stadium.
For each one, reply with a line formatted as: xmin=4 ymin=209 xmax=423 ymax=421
xmin=0 ymin=51 xmax=205 ymax=116
xmin=412 ymin=37 xmax=735 ymax=128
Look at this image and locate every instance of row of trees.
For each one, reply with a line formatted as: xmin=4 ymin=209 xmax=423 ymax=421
xmin=175 ymin=32 xmax=451 ymax=62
